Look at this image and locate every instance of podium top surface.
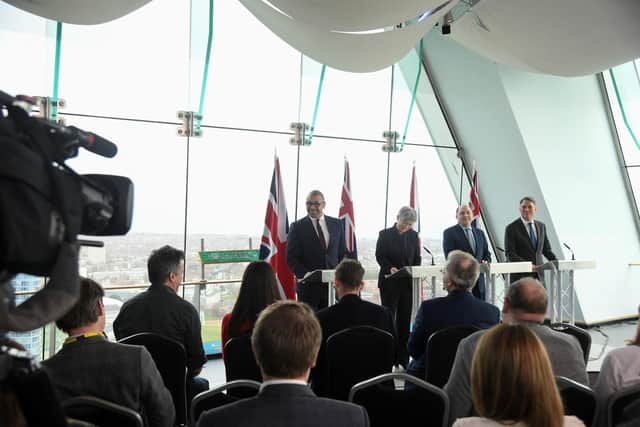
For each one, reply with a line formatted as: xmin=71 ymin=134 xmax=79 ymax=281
xmin=321 ymin=269 xmax=380 ymax=282
xmin=409 ymin=265 xmax=446 ymax=277
xmin=484 ymin=262 xmax=532 ymax=275
xmin=538 ymin=259 xmax=596 ymax=271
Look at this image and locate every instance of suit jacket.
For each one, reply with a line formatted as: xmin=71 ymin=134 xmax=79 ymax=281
xmin=196 ymin=383 xmax=369 ymax=427
xmin=406 ymin=290 xmax=500 ymax=378
xmin=442 ymin=225 xmax=491 ymax=298
xmin=42 ymin=334 xmax=174 ymax=427
xmin=286 ymin=215 xmax=346 ymax=279
xmin=375 ymin=225 xmax=421 ymax=287
xmin=504 ymin=218 xmax=556 ymax=281
xmin=311 ymin=294 xmax=396 ymax=396
xmin=444 ymin=322 xmax=588 ymax=424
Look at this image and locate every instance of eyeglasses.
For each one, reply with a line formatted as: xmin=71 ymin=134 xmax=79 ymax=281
xmin=306 ymin=201 xmax=323 ymax=206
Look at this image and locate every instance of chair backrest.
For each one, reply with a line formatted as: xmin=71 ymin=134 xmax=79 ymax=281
xmin=425 ymin=325 xmax=480 ymax=388
xmin=326 ymin=325 xmax=395 ymax=401
xmin=63 ymin=396 xmax=143 ymax=427
xmin=555 ymin=376 xmax=596 ymax=427
xmin=190 ymin=380 xmax=261 ymax=424
xmin=118 ymin=332 xmax=187 ymax=426
xmin=223 ymin=334 xmax=262 ymax=397
xmin=349 ymin=373 xmax=449 ymax=427
xmin=607 ymin=383 xmax=640 ymax=427
xmin=551 ymin=323 xmax=591 ymax=364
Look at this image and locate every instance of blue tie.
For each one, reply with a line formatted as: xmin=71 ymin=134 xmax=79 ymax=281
xmin=528 ymin=222 xmax=537 ymax=249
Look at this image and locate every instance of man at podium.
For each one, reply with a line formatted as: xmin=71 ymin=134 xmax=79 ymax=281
xmin=287 ymin=190 xmax=346 ymax=311
xmin=504 ymin=196 xmax=557 ymax=283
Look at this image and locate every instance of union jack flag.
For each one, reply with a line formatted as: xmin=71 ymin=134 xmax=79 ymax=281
xmin=259 ymin=156 xmax=295 ymax=299
xmin=470 ymin=165 xmax=481 ymax=228
xmin=339 ymin=158 xmax=357 ymax=259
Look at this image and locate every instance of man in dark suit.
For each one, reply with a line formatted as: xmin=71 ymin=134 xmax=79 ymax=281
xmin=43 ymin=277 xmax=174 ymax=427
xmin=406 ymin=250 xmax=500 ymax=381
xmin=287 ymin=190 xmax=346 ymax=311
xmin=197 ymin=301 xmax=369 ymax=427
xmin=504 ymin=196 xmax=557 ymax=283
xmin=311 ymin=259 xmax=395 ymax=396
xmin=443 ymin=204 xmax=491 ymax=300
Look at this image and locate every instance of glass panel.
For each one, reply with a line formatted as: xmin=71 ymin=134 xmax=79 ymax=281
xmin=7 ymin=274 xmax=46 ymax=359
xmin=626 ymin=167 xmax=640 ymax=213
xmin=607 ymin=62 xmax=640 ymax=165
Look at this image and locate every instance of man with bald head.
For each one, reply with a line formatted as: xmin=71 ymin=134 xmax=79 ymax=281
xmin=443 ymin=204 xmax=491 ymax=300
xmin=444 ymin=277 xmax=588 ymax=424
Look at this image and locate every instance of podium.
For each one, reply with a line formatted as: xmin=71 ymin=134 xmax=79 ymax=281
xmin=319 ymin=268 xmax=380 ymax=306
xmin=385 ymin=265 xmax=446 ymax=320
xmin=481 ymin=262 xmax=533 ymax=306
xmin=537 ymin=260 xmax=596 ymax=325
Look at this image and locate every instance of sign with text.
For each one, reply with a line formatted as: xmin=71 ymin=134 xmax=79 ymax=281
xmin=199 ymin=249 xmax=259 ymax=264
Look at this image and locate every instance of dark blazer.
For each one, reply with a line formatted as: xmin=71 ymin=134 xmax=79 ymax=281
xmin=442 ymin=224 xmax=491 ymax=299
xmin=42 ymin=334 xmax=174 ymax=427
xmin=406 ymin=290 xmax=500 ymax=378
xmin=311 ymin=294 xmax=396 ymax=396
xmin=286 ymin=215 xmax=346 ymax=279
xmin=375 ymin=226 xmax=421 ymax=286
xmin=504 ymin=218 xmax=557 ymax=282
xmin=196 ymin=383 xmax=369 ymax=427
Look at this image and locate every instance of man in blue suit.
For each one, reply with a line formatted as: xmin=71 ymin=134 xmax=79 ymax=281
xmin=287 ymin=190 xmax=346 ymax=311
xmin=443 ymin=204 xmax=491 ymax=300
xmin=406 ymin=250 xmax=500 ymax=381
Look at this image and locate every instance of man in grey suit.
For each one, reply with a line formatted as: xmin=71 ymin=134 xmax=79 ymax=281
xmin=504 ymin=196 xmax=557 ymax=283
xmin=444 ymin=278 xmax=587 ymax=424
xmin=43 ymin=277 xmax=174 ymax=427
xmin=197 ymin=301 xmax=369 ymax=427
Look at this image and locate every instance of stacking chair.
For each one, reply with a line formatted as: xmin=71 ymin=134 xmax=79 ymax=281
xmin=349 ymin=373 xmax=449 ymax=427
xmin=607 ymin=383 xmax=640 ymax=427
xmin=325 ymin=325 xmax=395 ymax=401
xmin=223 ymin=334 xmax=262 ymax=397
xmin=556 ymin=376 xmax=596 ymax=427
xmin=551 ymin=323 xmax=592 ymax=364
xmin=63 ymin=396 xmax=143 ymax=427
xmin=119 ymin=333 xmax=188 ymax=426
xmin=190 ymin=380 xmax=261 ymax=425
xmin=424 ymin=325 xmax=480 ymax=388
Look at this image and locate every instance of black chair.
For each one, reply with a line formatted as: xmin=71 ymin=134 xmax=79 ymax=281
xmin=551 ymin=323 xmax=591 ymax=364
xmin=349 ymin=373 xmax=449 ymax=427
xmin=223 ymin=334 xmax=262 ymax=397
xmin=190 ymin=380 xmax=260 ymax=425
xmin=424 ymin=325 xmax=480 ymax=388
xmin=556 ymin=376 xmax=596 ymax=427
xmin=607 ymin=383 xmax=640 ymax=427
xmin=118 ymin=332 xmax=188 ymax=426
xmin=63 ymin=396 xmax=143 ymax=427
xmin=325 ymin=325 xmax=395 ymax=401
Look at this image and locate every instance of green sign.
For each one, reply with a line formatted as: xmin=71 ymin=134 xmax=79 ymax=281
xmin=199 ymin=249 xmax=260 ymax=264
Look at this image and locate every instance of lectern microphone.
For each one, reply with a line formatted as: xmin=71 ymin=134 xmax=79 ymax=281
xmin=563 ymin=242 xmax=576 ymax=261
xmin=423 ymin=246 xmax=435 ymax=266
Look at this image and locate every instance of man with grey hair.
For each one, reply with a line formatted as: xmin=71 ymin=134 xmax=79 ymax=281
xmin=376 ymin=206 xmax=421 ymax=368
xmin=444 ymin=277 xmax=588 ymax=424
xmin=406 ymin=250 xmax=500 ymax=380
xmin=287 ymin=190 xmax=346 ymax=310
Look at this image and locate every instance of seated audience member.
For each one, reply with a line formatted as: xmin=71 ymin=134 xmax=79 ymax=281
xmin=43 ymin=277 xmax=174 ymax=427
xmin=311 ymin=258 xmax=395 ymax=396
xmin=221 ymin=261 xmax=282 ymax=356
xmin=197 ymin=301 xmax=370 ymax=427
xmin=453 ymin=324 xmax=585 ymax=427
xmin=406 ymin=250 xmax=500 ymax=380
xmin=113 ymin=245 xmax=209 ymax=402
xmin=445 ymin=278 xmax=588 ymax=423
xmin=593 ymin=306 xmax=640 ymax=425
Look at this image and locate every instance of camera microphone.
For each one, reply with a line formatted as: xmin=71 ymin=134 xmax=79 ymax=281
xmin=66 ymin=126 xmax=118 ymax=158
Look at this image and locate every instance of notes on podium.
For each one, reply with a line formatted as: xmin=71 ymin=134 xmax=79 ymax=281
xmin=384 ymin=266 xmax=412 ymax=280
xmin=299 ymin=270 xmax=324 ymax=284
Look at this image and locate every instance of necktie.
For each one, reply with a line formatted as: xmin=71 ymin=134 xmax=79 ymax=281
xmin=315 ymin=219 xmax=327 ymax=251
xmin=528 ymin=222 xmax=537 ymax=249
xmin=465 ymin=228 xmax=476 ymax=254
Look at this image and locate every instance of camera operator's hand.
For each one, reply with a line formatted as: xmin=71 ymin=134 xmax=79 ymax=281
xmin=0 ymin=242 xmax=80 ymax=333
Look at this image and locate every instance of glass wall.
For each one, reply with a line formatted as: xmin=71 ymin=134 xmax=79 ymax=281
xmin=1 ymin=0 xmax=468 ymax=359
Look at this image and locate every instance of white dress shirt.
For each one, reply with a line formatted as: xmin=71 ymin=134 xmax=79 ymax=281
xmin=310 ymin=215 xmax=330 ymax=246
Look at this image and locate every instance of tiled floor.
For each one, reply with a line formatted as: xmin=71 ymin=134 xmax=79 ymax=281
xmin=199 ymin=321 xmax=638 ymax=387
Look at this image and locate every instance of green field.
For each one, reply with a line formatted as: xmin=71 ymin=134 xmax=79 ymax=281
xmin=202 ymin=318 xmax=222 ymax=343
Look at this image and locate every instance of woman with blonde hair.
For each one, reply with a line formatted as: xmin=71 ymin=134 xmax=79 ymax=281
xmin=453 ymin=324 xmax=585 ymax=427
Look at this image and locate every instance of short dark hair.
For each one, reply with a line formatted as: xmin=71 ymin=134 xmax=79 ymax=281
xmin=147 ymin=245 xmax=184 ymax=285
xmin=519 ymin=196 xmax=536 ymax=205
xmin=252 ymin=301 xmax=321 ymax=378
xmin=505 ymin=278 xmax=548 ymax=314
xmin=335 ymin=259 xmax=364 ymax=289
xmin=56 ymin=277 xmax=104 ymax=333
